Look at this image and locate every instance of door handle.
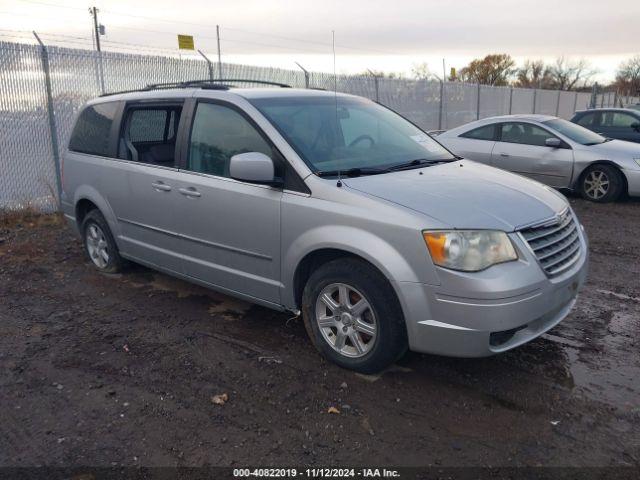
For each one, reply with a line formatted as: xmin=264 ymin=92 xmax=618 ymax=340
xmin=151 ymin=181 xmax=172 ymax=192
xmin=178 ymin=187 xmax=201 ymax=198
xmin=499 ymin=152 xmax=510 ymax=157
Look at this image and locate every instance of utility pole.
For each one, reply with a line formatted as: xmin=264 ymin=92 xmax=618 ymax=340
xmin=216 ymin=25 xmax=223 ymax=79
xmin=89 ymin=6 xmax=105 ymax=93
xmin=89 ymin=6 xmax=101 ymax=52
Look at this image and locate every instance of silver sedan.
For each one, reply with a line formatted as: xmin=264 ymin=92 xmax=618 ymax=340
xmin=436 ymin=114 xmax=640 ymax=202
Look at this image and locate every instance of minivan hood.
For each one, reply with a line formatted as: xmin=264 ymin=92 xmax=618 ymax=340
xmin=343 ymin=160 xmax=568 ymax=231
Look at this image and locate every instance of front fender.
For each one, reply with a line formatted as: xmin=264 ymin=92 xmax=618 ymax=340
xmin=281 ymin=224 xmax=433 ymax=309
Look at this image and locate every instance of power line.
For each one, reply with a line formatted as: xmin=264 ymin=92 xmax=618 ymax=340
xmin=8 ymin=1 xmax=403 ymax=57
xmin=15 ymin=0 xmax=88 ymax=11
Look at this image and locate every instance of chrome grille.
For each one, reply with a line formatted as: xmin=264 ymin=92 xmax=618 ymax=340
xmin=520 ymin=210 xmax=582 ymax=276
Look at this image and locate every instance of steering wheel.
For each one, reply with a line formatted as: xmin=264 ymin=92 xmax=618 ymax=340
xmin=348 ymin=134 xmax=375 ymax=148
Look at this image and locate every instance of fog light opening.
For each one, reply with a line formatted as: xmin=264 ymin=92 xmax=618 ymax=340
xmin=490 ymin=325 xmax=528 ymax=347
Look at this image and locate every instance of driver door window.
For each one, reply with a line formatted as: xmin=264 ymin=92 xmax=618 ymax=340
xmin=188 ymin=103 xmax=276 ymax=178
xmin=601 ymin=112 xmax=638 ymax=128
xmin=500 ymin=123 xmax=557 ymax=147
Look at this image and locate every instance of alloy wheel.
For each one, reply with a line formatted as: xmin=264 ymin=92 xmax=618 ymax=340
xmin=314 ymin=282 xmax=377 ymax=358
xmin=85 ymin=223 xmax=110 ymax=269
xmin=583 ymin=170 xmax=610 ymax=200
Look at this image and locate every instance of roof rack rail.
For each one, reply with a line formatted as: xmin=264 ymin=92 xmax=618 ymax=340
xmin=200 ymin=79 xmax=292 ymax=88
xmin=100 ymin=78 xmax=291 ymax=97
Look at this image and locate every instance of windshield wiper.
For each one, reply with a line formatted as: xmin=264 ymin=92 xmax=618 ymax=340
xmin=316 ymin=157 xmax=456 ymax=178
xmin=386 ymin=157 xmax=455 ymax=171
xmin=315 ymin=166 xmax=388 ymax=178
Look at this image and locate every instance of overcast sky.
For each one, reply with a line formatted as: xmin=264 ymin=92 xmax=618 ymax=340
xmin=2 ymin=0 xmax=639 ymax=82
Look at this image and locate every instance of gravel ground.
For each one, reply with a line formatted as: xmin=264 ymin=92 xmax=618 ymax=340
xmin=0 ymin=197 xmax=639 ymax=469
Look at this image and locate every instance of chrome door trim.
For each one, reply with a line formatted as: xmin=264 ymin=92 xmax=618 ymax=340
xmin=117 ymin=217 xmax=273 ymax=261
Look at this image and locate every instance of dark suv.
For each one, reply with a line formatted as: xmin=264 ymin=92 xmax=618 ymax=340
xmin=571 ymin=108 xmax=640 ymax=143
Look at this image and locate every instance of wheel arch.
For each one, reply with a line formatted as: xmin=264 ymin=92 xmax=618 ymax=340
xmin=72 ymin=186 xmax=122 ymax=244
xmin=574 ymin=160 xmax=629 ymax=195
xmin=285 ymin=227 xmax=425 ymax=312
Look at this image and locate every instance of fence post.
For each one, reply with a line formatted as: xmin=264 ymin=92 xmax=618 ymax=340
xmin=508 ymin=87 xmax=513 ymax=114
xmin=555 ymin=89 xmax=561 ymax=116
xmin=573 ymin=91 xmax=578 ymax=113
xmin=365 ymin=69 xmax=380 ymax=102
xmin=438 ymin=80 xmax=444 ymax=130
xmin=372 ymin=74 xmax=380 ymax=102
xmin=32 ymin=32 xmax=62 ymax=208
xmin=296 ymin=62 xmax=310 ymax=89
xmin=198 ymin=50 xmax=215 ymax=81
xmin=476 ymin=83 xmax=481 ymax=120
xmin=532 ymin=89 xmax=537 ymax=114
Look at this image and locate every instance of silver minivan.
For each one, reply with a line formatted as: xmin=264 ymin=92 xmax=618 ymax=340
xmin=62 ymin=81 xmax=588 ymax=373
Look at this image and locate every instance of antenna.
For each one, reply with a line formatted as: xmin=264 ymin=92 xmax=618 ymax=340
xmin=332 ymin=30 xmax=342 ymax=187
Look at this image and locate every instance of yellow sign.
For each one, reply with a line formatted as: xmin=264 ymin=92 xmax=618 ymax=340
xmin=450 ymin=67 xmax=456 ymax=78
xmin=177 ymin=34 xmax=195 ymax=50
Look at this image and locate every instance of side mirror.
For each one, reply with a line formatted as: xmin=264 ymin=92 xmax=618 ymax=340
xmin=229 ymin=152 xmax=280 ymax=185
xmin=631 ymin=122 xmax=640 ymax=132
xmin=545 ymin=137 xmax=562 ymax=148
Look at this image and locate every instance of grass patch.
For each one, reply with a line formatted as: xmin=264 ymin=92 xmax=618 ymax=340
xmin=0 ymin=207 xmax=64 ymax=229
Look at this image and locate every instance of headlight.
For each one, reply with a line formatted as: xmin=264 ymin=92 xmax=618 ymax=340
xmin=634 ymin=158 xmax=640 ymax=168
xmin=422 ymin=230 xmax=517 ymax=272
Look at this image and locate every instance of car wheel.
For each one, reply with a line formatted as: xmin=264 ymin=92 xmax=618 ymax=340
xmin=580 ymin=164 xmax=623 ymax=203
xmin=82 ymin=209 xmax=124 ymax=273
xmin=302 ymin=258 xmax=408 ymax=374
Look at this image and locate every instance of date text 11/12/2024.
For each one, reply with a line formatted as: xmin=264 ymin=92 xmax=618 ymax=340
xmin=233 ymin=468 xmax=401 ymax=478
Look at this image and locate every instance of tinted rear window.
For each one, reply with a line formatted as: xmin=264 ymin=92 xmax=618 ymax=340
xmin=460 ymin=124 xmax=496 ymax=140
xmin=69 ymin=102 xmax=119 ymax=156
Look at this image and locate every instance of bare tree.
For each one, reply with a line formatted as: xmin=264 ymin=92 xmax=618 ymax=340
xmin=359 ymin=70 xmax=405 ymax=79
xmin=514 ymin=60 xmax=554 ymax=89
xmin=615 ymin=55 xmax=640 ymax=95
xmin=548 ymin=57 xmax=597 ymax=90
xmin=458 ymin=54 xmax=515 ymax=86
xmin=411 ymin=62 xmax=436 ymax=81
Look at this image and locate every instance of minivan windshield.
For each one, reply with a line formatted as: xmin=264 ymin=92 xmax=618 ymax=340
xmin=249 ymin=95 xmax=455 ymax=175
xmin=542 ymin=118 xmax=606 ymax=146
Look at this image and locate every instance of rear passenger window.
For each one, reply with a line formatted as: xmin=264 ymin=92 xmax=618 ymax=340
xmin=119 ymin=106 xmax=182 ymax=166
xmin=69 ymin=102 xmax=119 ymax=156
xmin=187 ymin=102 xmax=276 ymax=178
xmin=460 ymin=124 xmax=495 ymax=141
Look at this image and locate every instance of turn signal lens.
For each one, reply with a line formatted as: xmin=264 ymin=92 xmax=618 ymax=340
xmin=423 ymin=232 xmax=447 ymax=264
xmin=422 ymin=230 xmax=518 ymax=272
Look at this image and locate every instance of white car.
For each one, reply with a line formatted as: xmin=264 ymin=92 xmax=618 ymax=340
xmin=437 ymin=114 xmax=640 ymax=202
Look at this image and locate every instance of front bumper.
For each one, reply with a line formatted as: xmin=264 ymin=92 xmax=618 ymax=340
xmin=395 ymin=223 xmax=589 ymax=357
xmin=623 ymin=168 xmax=640 ymax=197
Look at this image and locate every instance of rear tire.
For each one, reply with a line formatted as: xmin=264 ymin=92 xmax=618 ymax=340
xmin=81 ymin=210 xmax=124 ymax=274
xmin=579 ymin=164 xmax=623 ymax=203
xmin=302 ymin=258 xmax=408 ymax=374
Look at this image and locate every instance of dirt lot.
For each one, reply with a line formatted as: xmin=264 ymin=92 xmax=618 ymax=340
xmin=1 ymin=197 xmax=639 ymax=469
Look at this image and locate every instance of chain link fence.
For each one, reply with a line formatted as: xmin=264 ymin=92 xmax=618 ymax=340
xmin=1 ymin=39 xmax=639 ymax=212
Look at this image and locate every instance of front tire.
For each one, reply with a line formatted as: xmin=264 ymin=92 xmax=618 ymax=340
xmin=81 ymin=210 xmax=124 ymax=273
xmin=580 ymin=164 xmax=624 ymax=203
xmin=302 ymin=258 xmax=408 ymax=374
